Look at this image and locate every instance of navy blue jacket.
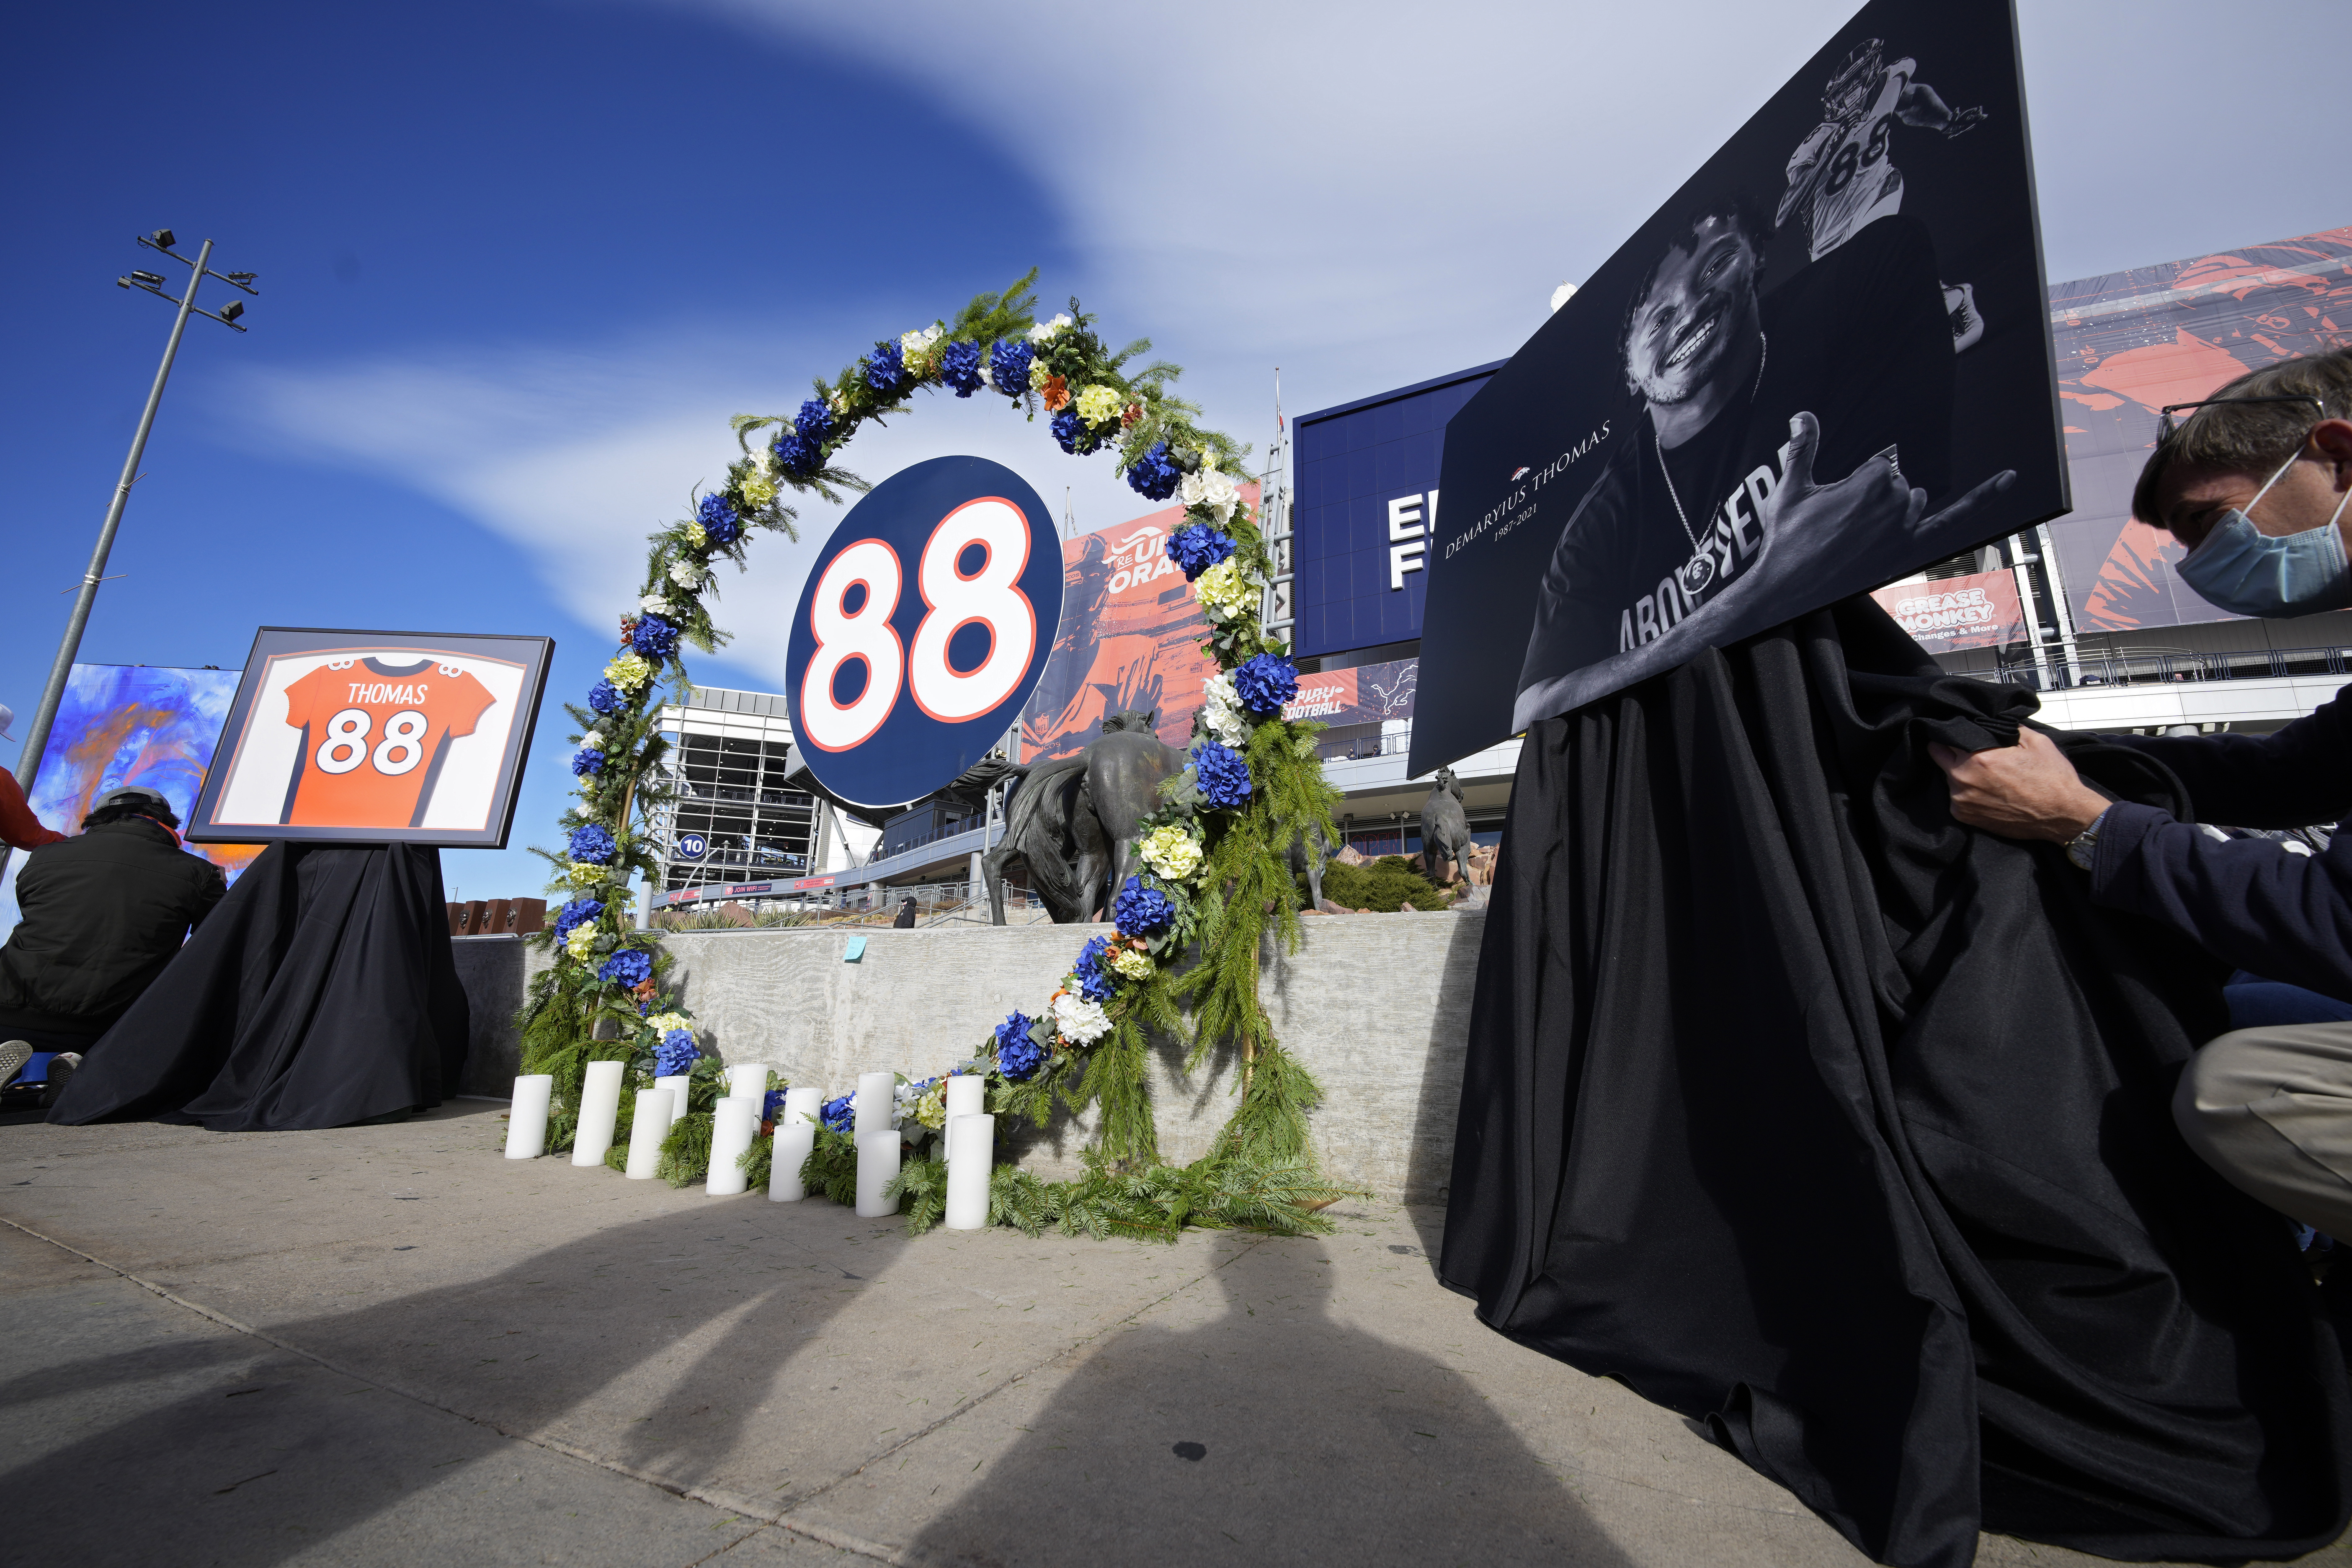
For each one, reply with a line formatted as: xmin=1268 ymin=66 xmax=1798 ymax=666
xmin=2095 ymin=687 xmax=2352 ymax=1001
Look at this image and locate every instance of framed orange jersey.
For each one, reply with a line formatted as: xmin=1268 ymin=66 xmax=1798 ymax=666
xmin=186 ymin=628 xmax=554 ymax=848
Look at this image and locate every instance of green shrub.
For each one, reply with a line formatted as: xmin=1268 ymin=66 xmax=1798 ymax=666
xmin=1310 ymin=855 xmax=1453 ymax=913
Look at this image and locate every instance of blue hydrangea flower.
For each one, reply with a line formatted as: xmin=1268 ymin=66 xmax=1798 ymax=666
xmin=762 ymin=1086 xmax=787 ymax=1122
xmin=696 ymin=492 xmax=741 ymax=546
xmin=654 ymin=1028 xmax=697 ymax=1077
xmin=1192 ymin=740 xmax=1251 ymax=810
xmin=1072 ymin=936 xmax=1118 ymax=1002
xmin=772 ymin=430 xmax=819 ymax=475
xmin=988 ymin=340 xmax=1033 ymax=400
xmin=940 ymin=340 xmax=983 ymax=397
xmin=568 ymin=823 xmax=616 ymax=864
xmin=630 ymin=615 xmax=679 ymax=660
xmin=1126 ymin=441 xmax=1181 ymax=501
xmin=795 ymin=397 xmax=836 ymax=443
xmin=1050 ymin=407 xmax=1088 ymax=455
xmin=1233 ymin=653 xmax=1300 ymax=715
xmin=864 ymin=340 xmax=910 ymax=398
xmin=820 ymin=1093 xmax=855 ymax=1134
xmin=995 ymin=1011 xmax=1046 ymax=1081
xmin=1165 ymin=522 xmax=1237 ymax=580
xmin=588 ymin=679 xmax=623 ymax=716
xmin=552 ymin=897 xmax=603 ymax=940
xmin=570 ymin=748 xmax=606 ymax=777
xmin=1112 ymin=876 xmax=1175 ymax=937
xmin=600 ymin=946 xmax=653 ymax=989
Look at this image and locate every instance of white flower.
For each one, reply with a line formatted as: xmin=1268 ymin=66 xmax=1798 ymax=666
xmin=645 ymin=1011 xmax=691 ymax=1035
xmin=1138 ymin=825 xmax=1203 ymax=882
xmin=1194 ymin=559 xmax=1256 ymax=616
xmin=1028 ymin=312 xmax=1073 ymax=344
xmin=1050 ymin=991 xmax=1111 ymax=1045
xmin=640 ymin=593 xmax=680 ymax=618
xmin=978 ymin=362 xmax=995 ymax=388
xmin=1199 ymin=672 xmax=1252 ymax=746
xmin=668 ymin=560 xmax=705 ymax=591
xmin=899 ymin=324 xmax=942 ymax=356
xmin=578 ymin=729 xmax=607 ymax=751
xmin=1180 ymin=465 xmax=1241 ymax=525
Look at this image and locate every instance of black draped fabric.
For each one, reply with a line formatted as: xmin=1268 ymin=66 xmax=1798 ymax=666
xmin=48 ymin=843 xmax=469 ymax=1131
xmin=1439 ymin=597 xmax=2350 ymax=1568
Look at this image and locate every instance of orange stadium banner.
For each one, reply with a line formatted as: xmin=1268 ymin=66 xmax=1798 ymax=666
xmin=1019 ymin=486 xmax=1259 ymax=763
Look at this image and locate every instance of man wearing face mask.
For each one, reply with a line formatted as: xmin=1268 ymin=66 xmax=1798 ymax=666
xmin=1929 ymin=347 xmax=2352 ymax=1239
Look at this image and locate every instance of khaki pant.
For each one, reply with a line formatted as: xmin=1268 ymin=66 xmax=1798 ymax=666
xmin=2174 ymin=1021 xmax=2352 ymax=1239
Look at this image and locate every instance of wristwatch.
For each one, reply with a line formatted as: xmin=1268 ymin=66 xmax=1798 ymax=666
xmin=2065 ymin=806 xmax=2112 ymax=872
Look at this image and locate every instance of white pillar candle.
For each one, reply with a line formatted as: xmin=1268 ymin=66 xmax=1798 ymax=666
xmin=705 ymin=1094 xmax=757 ymax=1197
xmin=504 ymin=1075 xmax=552 ymax=1159
xmin=944 ymin=1074 xmax=985 ymax=1163
xmin=770 ymin=1086 xmax=823 ymax=1202
xmin=945 ymin=1113 xmax=994 ymax=1230
xmin=855 ymin=1127 xmax=901 ymax=1217
xmin=571 ymin=1061 xmax=626 ymax=1167
xmin=727 ymin=1063 xmax=771 ymax=1112
xmin=854 ymin=1071 xmax=896 ymax=1135
xmin=653 ymin=1075 xmax=691 ymax=1130
xmin=623 ymin=1088 xmax=673 ymax=1179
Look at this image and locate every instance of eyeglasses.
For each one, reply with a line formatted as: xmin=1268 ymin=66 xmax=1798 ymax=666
xmin=2156 ymin=393 xmax=2325 ymax=443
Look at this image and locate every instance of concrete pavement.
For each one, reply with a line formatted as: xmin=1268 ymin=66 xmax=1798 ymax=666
xmin=1 ymin=1102 xmax=2339 ymax=1567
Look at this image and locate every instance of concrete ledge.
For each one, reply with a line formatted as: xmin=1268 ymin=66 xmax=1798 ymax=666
xmin=449 ymin=915 xmax=1483 ymax=1201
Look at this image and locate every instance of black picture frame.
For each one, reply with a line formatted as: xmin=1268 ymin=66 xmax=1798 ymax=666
xmin=184 ymin=627 xmax=554 ymax=849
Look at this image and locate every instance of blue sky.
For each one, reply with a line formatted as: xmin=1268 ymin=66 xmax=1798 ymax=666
xmin=6 ymin=0 xmax=2349 ymax=902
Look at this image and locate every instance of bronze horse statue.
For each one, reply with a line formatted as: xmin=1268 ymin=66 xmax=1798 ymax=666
xmin=1420 ymin=766 xmax=1472 ymax=886
xmin=985 ymin=709 xmax=1334 ymax=923
xmin=985 ymin=711 xmax=1180 ymax=924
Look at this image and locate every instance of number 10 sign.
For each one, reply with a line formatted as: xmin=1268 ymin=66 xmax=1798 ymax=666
xmin=785 ymin=456 xmax=1063 ymax=808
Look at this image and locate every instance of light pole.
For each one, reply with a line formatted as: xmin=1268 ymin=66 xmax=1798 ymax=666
xmin=11 ymin=229 xmax=256 ymax=798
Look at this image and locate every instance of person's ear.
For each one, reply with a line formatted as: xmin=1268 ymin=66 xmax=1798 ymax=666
xmin=2308 ymin=418 xmax=2352 ymax=488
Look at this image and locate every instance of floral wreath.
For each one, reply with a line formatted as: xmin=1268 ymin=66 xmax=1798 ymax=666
xmin=516 ymin=272 xmax=1347 ymax=1237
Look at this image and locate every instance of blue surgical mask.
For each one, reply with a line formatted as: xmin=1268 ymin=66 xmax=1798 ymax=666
xmin=2176 ymin=448 xmax=2352 ymax=617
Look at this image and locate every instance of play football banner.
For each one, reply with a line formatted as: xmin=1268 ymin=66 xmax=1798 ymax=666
xmin=1413 ymin=0 xmax=2066 ymax=773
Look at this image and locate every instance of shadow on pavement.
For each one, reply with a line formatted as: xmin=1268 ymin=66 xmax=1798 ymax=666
xmin=0 ymin=1194 xmax=906 ymax=1567
xmin=905 ymin=1235 xmax=1635 ymax=1568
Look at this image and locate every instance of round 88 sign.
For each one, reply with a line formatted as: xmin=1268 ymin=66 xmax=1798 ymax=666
xmin=784 ymin=456 xmax=1063 ymax=808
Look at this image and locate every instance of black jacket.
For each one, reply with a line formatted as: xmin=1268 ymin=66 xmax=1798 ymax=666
xmin=2099 ymin=687 xmax=2352 ymax=1001
xmin=0 ymin=817 xmax=226 ymax=1033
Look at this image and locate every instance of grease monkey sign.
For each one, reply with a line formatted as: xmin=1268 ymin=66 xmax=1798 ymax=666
xmin=1412 ymin=0 xmax=2066 ymax=773
xmin=786 ymin=456 xmax=1065 ymax=808
xmin=187 ymin=627 xmax=554 ymax=849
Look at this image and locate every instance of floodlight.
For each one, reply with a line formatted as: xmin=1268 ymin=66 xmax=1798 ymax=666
xmin=148 ymin=229 xmax=176 ymax=249
xmin=129 ymin=271 xmax=166 ymax=288
xmin=219 ymin=299 xmax=244 ymax=322
xmin=224 ymin=271 xmax=256 ymax=285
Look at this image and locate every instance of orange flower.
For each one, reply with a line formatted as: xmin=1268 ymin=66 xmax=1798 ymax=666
xmin=1122 ymin=402 xmax=1143 ymax=429
xmin=1041 ymin=374 xmax=1070 ymax=412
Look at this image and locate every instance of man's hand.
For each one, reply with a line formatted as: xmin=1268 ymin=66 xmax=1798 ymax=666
xmin=1926 ymin=725 xmax=2110 ymax=842
xmin=1720 ymin=413 xmax=2017 ymax=612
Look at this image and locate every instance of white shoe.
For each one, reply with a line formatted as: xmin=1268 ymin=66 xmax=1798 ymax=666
xmin=0 ymin=1040 xmax=31 ymax=1088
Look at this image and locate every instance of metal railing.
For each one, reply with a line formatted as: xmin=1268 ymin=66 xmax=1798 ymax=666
xmin=1995 ymin=642 xmax=2352 ymax=692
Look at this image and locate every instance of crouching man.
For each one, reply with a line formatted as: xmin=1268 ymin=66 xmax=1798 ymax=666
xmin=0 ymin=786 xmax=225 ymax=1099
xmin=1930 ymin=347 xmax=2352 ymax=1236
